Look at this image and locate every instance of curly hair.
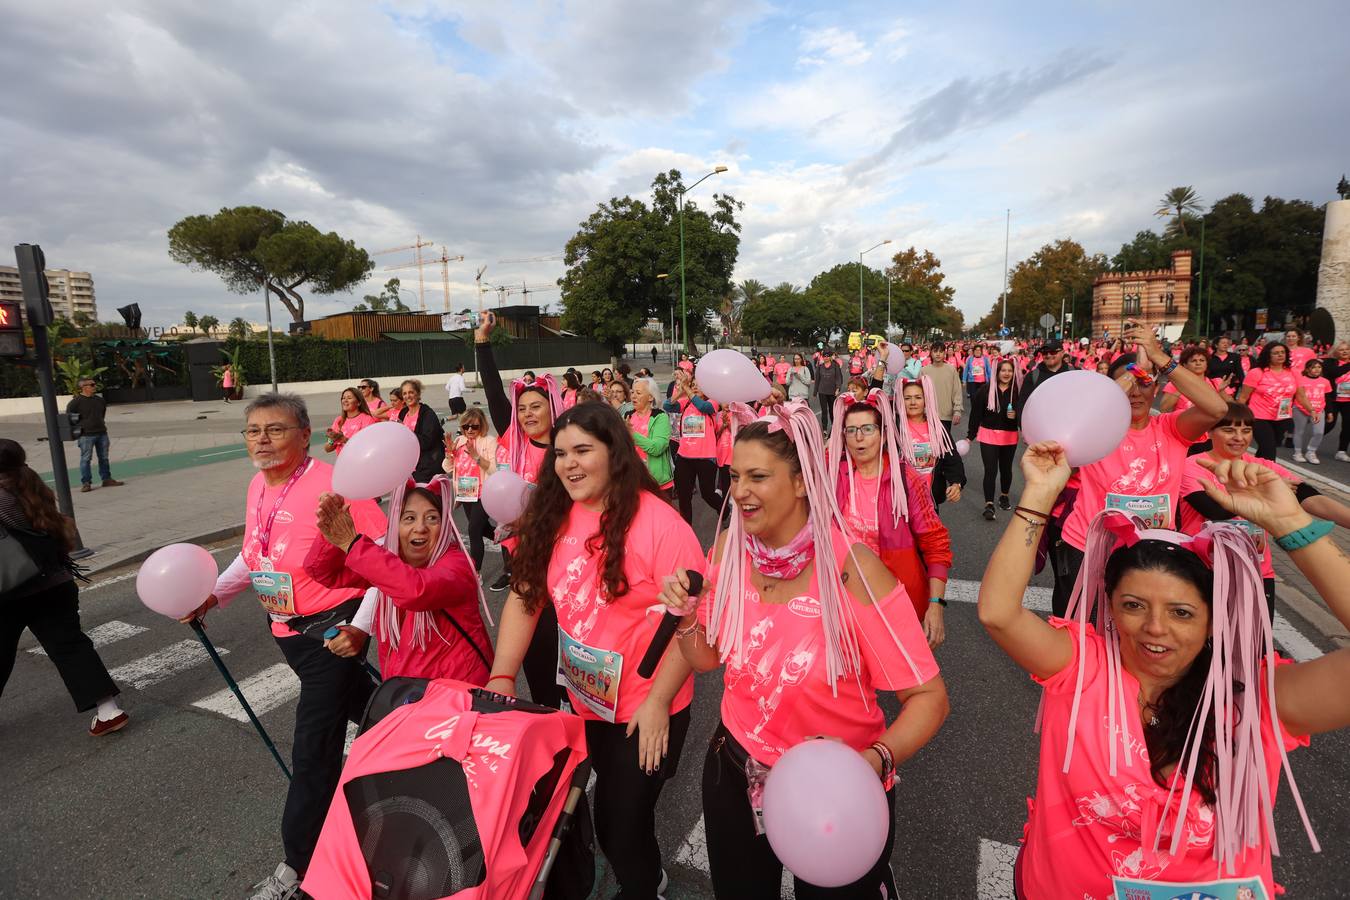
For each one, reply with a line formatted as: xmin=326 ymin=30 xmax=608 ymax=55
xmin=510 ymin=402 xmax=661 ymax=615
xmin=0 ymin=439 xmax=78 ymax=552
xmin=1106 ymin=539 xmax=1226 ymax=805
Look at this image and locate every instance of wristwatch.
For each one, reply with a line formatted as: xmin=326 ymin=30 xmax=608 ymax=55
xmin=1274 ymin=518 xmax=1334 ymax=552
xmin=929 ymin=596 xmax=948 ymax=607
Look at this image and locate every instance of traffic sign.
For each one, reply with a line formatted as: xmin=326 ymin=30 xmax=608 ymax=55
xmin=1038 ymin=313 xmax=1055 ymax=329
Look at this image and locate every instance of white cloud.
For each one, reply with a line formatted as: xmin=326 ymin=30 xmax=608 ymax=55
xmin=798 ymin=26 xmax=870 ymax=67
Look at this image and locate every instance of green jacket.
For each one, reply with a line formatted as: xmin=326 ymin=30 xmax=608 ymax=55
xmin=629 ymin=409 xmax=674 ymax=486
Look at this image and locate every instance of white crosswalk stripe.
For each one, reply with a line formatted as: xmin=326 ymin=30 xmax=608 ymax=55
xmin=977 ymin=838 xmax=1019 ymax=899
xmin=675 ymin=816 xmax=796 ymax=897
xmin=192 ymin=662 xmax=300 ymax=722
xmin=108 ymin=639 xmax=227 ymax=690
xmin=28 ymin=619 xmax=147 ymax=656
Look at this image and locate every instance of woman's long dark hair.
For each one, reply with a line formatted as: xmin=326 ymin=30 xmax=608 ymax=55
xmin=1105 ymin=539 xmax=1227 ymax=805
xmin=510 ymin=402 xmax=661 ymax=614
xmin=1255 ymin=341 xmax=1288 ymax=370
xmin=0 ymin=438 xmax=78 ymax=552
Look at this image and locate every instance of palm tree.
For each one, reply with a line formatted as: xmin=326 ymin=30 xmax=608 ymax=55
xmin=737 ymin=278 xmax=766 ymax=305
xmin=1156 ymin=186 xmax=1203 ymax=237
xmin=228 ymin=317 xmax=251 ymax=341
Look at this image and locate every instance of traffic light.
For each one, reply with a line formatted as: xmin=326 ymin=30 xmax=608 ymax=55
xmin=0 ymin=299 xmax=24 ymax=357
xmin=14 ymin=243 xmax=54 ymax=327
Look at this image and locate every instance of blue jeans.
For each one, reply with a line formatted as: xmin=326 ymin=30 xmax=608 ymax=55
xmin=77 ymin=433 xmax=112 ymax=485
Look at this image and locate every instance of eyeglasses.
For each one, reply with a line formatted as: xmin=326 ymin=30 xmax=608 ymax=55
xmin=842 ymin=424 xmax=880 ymax=437
xmin=241 ymin=425 xmax=302 ymax=441
xmin=461 ymin=423 xmax=479 ymax=431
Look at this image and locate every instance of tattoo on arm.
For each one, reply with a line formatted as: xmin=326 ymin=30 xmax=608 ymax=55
xmin=1022 ymin=518 xmax=1044 ymax=548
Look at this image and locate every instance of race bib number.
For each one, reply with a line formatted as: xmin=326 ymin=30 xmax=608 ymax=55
xmin=1105 ymin=493 xmax=1172 ymax=530
xmin=1112 ymin=874 xmax=1267 ymax=900
xmin=455 ymin=475 xmax=480 ymax=500
xmin=556 ymin=626 xmax=623 ymax=723
xmin=1232 ymin=518 xmax=1268 ymax=554
xmin=682 ymin=415 xmax=706 ymax=437
xmin=1336 ymin=380 xmax=1350 ymax=400
xmin=250 ymin=570 xmax=296 ymax=616
xmin=912 ymin=441 xmax=935 ymax=474
xmin=1276 ymin=397 xmax=1293 ymax=420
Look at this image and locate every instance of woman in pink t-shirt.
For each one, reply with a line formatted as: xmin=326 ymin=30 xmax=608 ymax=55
xmin=1292 ymin=358 xmax=1329 ymax=463
xmin=664 ymin=369 xmax=723 ymax=525
xmin=1056 ymin=321 xmax=1227 ymax=617
xmin=439 ymin=407 xmax=501 ymax=571
xmin=966 ymin=357 xmax=1021 ymax=520
xmin=659 ymin=400 xmax=947 ymax=898
xmin=982 ymin=442 xmax=1350 ymax=900
xmin=1237 ymin=342 xmax=1310 ymax=461
xmin=490 ymin=402 xmax=705 ymax=899
xmin=1159 ymin=348 xmax=1231 ymax=414
xmin=323 ymin=387 xmax=377 ymax=455
xmin=898 ymin=377 xmax=965 ymax=510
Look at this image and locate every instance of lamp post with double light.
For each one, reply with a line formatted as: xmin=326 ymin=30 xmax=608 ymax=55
xmin=678 ymin=166 xmax=728 ymax=353
xmin=859 ymin=240 xmax=891 ymax=332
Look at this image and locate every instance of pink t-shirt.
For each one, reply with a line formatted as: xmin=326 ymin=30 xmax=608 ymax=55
xmin=500 ymin=429 xmax=549 ymax=485
xmin=1244 ymin=367 xmax=1297 ymax=421
xmin=329 ymin=412 xmax=377 ymax=453
xmin=548 ymin=492 xmax=704 ymax=723
xmin=1296 ymin=375 xmax=1328 ymax=414
xmin=450 ymin=435 xmax=500 ymax=502
xmin=715 ymin=420 xmax=733 ymax=467
xmin=1178 ymin=453 xmax=1292 ymax=580
xmin=401 ymin=405 xmax=421 ymax=432
xmin=774 ymin=361 xmax=791 ymax=385
xmin=841 ymin=472 xmax=882 ymax=554
xmin=676 ymin=397 xmax=719 ymax=459
xmin=1161 ymin=377 xmax=1226 ymax=413
xmin=1062 ymin=412 xmax=1195 ymax=551
xmin=238 ymin=458 xmax=386 ymax=636
xmin=702 ymin=529 xmax=939 ymax=766
xmin=1336 ymin=369 xmax=1350 ymax=404
xmin=905 ymin=418 xmax=937 ymax=477
xmin=1288 ymin=345 xmax=1315 ymax=372
xmin=1019 ymin=619 xmax=1305 ymax=899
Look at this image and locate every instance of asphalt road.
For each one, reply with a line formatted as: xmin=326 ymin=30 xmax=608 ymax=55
xmin=4 ymin=444 xmax=1347 ymax=899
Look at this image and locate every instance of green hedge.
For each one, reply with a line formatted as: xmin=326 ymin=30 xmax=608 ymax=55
xmin=228 ymin=335 xmax=349 ymax=384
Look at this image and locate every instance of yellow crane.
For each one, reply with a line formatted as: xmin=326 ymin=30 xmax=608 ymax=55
xmin=384 ymin=245 xmax=465 ymax=312
xmin=371 ymin=235 xmax=437 ymax=311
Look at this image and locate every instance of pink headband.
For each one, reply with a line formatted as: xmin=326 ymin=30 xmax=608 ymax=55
xmin=826 ymin=390 xmax=908 ymax=525
xmin=506 ymin=374 xmax=563 ymax=474
xmin=895 ymin=375 xmax=954 ymax=463
xmin=986 ymin=357 xmax=1026 ymax=412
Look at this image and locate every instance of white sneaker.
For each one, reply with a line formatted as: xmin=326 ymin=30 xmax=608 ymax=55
xmin=1307 ymin=451 xmax=1321 ymax=464
xmin=1292 ymin=452 xmax=1306 ymax=463
xmin=1337 ymin=451 xmax=1350 ymax=462
xmin=247 ymin=863 xmax=300 ymax=900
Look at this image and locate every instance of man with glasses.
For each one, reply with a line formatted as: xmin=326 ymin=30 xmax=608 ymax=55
xmin=1018 ymin=340 xmax=1074 ymax=408
xmin=66 ymin=378 xmax=124 ymax=492
xmin=180 ymin=394 xmax=385 ymax=900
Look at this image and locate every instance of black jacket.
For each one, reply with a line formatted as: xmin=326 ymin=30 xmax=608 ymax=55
xmin=1017 ymin=361 xmax=1073 ymax=411
xmin=399 ymin=403 xmax=446 ymax=482
xmin=1206 ymin=351 xmax=1244 ymax=389
xmin=967 ymin=384 xmax=1020 ymax=440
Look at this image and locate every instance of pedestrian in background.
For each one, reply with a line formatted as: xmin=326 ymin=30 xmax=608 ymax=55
xmin=444 ymin=362 xmax=468 ymax=416
xmin=813 ymin=347 xmax=844 ymax=432
xmin=441 ymin=407 xmax=500 ymax=571
xmin=0 ymin=439 xmax=127 ymax=737
xmin=322 ymin=388 xmax=376 ymax=455
xmin=397 ymin=379 xmax=446 ymax=482
xmin=65 ymin=378 xmax=124 ymax=493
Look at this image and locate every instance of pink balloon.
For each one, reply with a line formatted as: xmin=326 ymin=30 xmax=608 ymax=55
xmin=695 ymin=349 xmax=773 ymax=404
xmin=762 ymin=739 xmax=889 ymax=887
xmin=955 ymin=438 xmax=971 ymax=457
xmin=481 ymin=470 xmax=533 ymax=524
xmin=331 ymin=421 xmax=421 ymax=500
xmin=885 ymin=343 xmax=906 ymax=375
xmin=1021 ymin=369 xmax=1130 ymax=467
xmin=137 ymin=543 xmax=219 ymax=618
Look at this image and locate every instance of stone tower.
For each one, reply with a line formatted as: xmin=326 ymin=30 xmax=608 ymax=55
xmin=1316 ymin=199 xmax=1350 ymax=341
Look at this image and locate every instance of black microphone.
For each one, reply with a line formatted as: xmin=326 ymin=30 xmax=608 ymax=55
xmin=637 ymin=571 xmax=704 ymax=679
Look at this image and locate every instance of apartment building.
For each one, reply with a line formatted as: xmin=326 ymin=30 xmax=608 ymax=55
xmin=0 ymin=266 xmax=98 ymax=321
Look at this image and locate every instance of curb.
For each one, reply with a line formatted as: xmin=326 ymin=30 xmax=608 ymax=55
xmin=80 ymin=522 xmax=246 ymax=577
xmin=1276 ymin=458 xmax=1350 ymax=497
xmin=1278 ymin=580 xmax=1350 ymax=649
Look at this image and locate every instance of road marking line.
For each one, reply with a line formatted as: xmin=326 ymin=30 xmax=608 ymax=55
xmin=1272 ymin=612 xmax=1322 ymax=663
xmin=977 ymin=837 xmax=1019 ymax=899
xmin=84 ymin=571 xmax=140 ymax=592
xmin=673 ymin=815 xmax=795 ymax=897
xmin=199 ymin=448 xmax=243 ymax=458
xmin=192 ymin=662 xmax=299 ymax=721
xmin=109 ymin=640 xmax=226 ymax=690
xmin=29 ymin=619 xmax=146 ymax=656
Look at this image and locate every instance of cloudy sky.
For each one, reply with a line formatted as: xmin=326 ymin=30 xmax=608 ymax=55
xmin=2 ymin=0 xmax=1345 ymax=328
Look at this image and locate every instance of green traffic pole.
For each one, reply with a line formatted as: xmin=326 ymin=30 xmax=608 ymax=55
xmin=190 ymin=620 xmax=292 ymax=780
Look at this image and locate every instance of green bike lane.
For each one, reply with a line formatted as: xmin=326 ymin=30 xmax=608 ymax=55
xmin=40 ymin=431 xmax=329 ymax=485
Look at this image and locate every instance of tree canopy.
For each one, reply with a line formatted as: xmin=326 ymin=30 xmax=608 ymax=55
xmin=354 ymin=278 xmax=410 ymax=312
xmin=167 ymin=206 xmax=373 ymax=323
xmin=559 ymin=170 xmax=742 ymax=351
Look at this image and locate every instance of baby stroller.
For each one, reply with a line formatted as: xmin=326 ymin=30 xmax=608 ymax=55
xmin=302 ymin=677 xmax=594 ymax=900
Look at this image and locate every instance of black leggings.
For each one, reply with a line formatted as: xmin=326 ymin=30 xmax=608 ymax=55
xmin=457 ymin=501 xmax=495 ymax=571
xmin=521 ymin=603 xmax=565 ymax=710
xmin=675 ymin=455 xmax=722 ymax=524
xmin=585 ymin=707 xmax=691 ymax=898
xmin=701 ymin=724 xmax=897 ymax=899
xmin=980 ymin=441 xmax=1016 ymax=503
xmin=1252 ymin=418 xmax=1291 ymax=460
xmin=818 ymin=393 xmax=837 ymax=432
xmin=1336 ymin=402 xmax=1350 ymax=452
xmin=0 ymin=579 xmax=118 ymax=712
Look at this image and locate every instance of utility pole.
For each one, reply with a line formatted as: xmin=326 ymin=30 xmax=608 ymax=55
xmin=1001 ymin=209 xmax=1011 ymax=330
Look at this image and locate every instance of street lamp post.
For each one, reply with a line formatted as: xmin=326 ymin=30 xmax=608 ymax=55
xmin=886 ymin=277 xmax=892 ymax=337
xmin=858 ymin=239 xmax=892 ymax=332
xmin=657 ymin=273 xmax=672 ymax=365
xmin=678 ymin=166 xmax=728 ymax=354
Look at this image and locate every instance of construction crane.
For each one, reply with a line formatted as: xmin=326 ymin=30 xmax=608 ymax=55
xmin=483 ymin=282 xmax=558 ymax=307
xmin=372 ymin=235 xmax=436 ymax=311
xmin=384 ymin=245 xmax=465 ymax=312
xmin=497 ymin=254 xmax=563 ymax=264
